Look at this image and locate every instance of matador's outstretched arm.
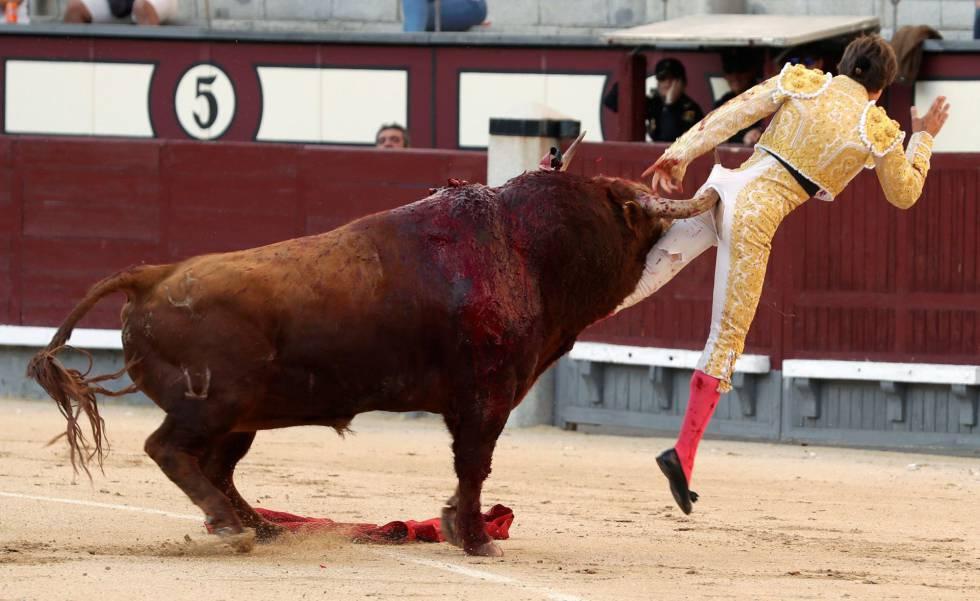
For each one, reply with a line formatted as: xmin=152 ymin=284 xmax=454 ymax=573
xmin=643 ymin=64 xmax=831 ymax=192
xmin=874 ymin=131 xmax=934 ymax=209
xmin=644 ymin=76 xmax=781 ymax=188
xmin=867 ymin=95 xmax=949 ymax=209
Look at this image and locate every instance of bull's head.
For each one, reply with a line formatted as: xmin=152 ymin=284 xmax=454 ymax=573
xmin=589 ymin=176 xmax=719 ymax=280
xmin=543 ymin=132 xmax=719 ymax=221
xmin=594 ymin=176 xmax=718 ymax=229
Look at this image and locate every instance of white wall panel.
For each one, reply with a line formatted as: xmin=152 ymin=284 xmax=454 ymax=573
xmin=321 ymin=69 xmax=407 ymax=144
xmin=5 ymin=60 xmax=153 ymax=137
xmin=915 ymin=80 xmax=979 ymax=152
xmin=254 ymin=67 xmax=322 ymax=142
xmin=459 ymin=72 xmax=606 ymax=148
xmin=93 ymin=63 xmax=156 ymax=137
xmin=256 ymin=67 xmax=407 ymax=144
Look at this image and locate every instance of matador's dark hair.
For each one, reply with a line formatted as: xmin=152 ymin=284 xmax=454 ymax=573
xmin=837 ymin=34 xmax=898 ymax=92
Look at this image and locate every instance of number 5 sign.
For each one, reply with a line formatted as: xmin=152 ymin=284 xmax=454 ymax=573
xmin=174 ymin=63 xmax=236 ymax=140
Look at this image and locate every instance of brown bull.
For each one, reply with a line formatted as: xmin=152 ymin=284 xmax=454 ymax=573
xmin=28 ymin=169 xmax=716 ymax=556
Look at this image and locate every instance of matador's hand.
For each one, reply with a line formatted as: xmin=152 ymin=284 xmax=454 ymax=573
xmin=642 ymin=155 xmax=682 ymax=195
xmin=911 ymin=96 xmax=950 ymax=138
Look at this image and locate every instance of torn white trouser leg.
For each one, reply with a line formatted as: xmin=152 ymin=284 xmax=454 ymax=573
xmin=615 ymin=205 xmax=719 ymax=313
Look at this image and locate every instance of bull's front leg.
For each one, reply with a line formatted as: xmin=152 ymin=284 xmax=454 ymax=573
xmin=440 ymin=488 xmax=460 ymax=548
xmin=445 ymin=402 xmax=510 ymax=557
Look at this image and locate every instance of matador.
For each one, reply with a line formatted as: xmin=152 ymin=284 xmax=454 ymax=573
xmin=617 ymin=35 xmax=951 ymax=514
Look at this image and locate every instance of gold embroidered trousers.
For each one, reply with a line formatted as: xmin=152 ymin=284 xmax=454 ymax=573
xmin=618 ymin=152 xmax=809 ymax=392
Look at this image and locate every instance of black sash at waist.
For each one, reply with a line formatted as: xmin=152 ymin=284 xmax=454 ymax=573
xmin=763 ymin=149 xmax=820 ymax=197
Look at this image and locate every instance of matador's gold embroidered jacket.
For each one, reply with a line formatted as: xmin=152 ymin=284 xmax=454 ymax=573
xmin=659 ymin=63 xmax=934 ymax=208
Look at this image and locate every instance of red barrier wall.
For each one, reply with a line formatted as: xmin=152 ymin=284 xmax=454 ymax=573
xmin=0 ymin=137 xmax=486 ymax=328
xmin=568 ymin=142 xmax=980 ymax=367
xmin=1 ymin=136 xmax=977 ymax=367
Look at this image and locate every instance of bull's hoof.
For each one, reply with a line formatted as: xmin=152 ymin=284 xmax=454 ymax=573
xmin=440 ymin=506 xmax=460 ymax=547
xmin=465 ymin=541 xmax=503 ymax=557
xmin=215 ymin=527 xmax=256 ymax=553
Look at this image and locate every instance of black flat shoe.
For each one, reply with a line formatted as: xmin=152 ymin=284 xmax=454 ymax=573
xmin=656 ymin=448 xmax=699 ymax=515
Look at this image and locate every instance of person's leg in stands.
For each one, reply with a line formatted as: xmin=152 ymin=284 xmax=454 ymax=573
xmin=134 ymin=0 xmax=177 ymax=25
xmin=133 ymin=0 xmax=158 ymax=24
xmin=402 ymin=0 xmax=428 ymax=32
xmin=974 ymin=1 xmax=980 ymax=40
xmin=437 ymin=0 xmax=488 ymax=31
xmin=64 ymin=0 xmax=111 ymax=23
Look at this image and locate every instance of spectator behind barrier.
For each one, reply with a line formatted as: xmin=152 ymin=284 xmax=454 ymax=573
xmin=3 ymin=0 xmax=29 ymax=23
xmin=65 ymin=0 xmax=177 ymax=25
xmin=646 ymin=58 xmax=704 ymax=143
xmin=403 ymin=0 xmax=487 ymax=32
xmin=778 ymin=42 xmax=828 ymax=72
xmin=975 ymin=0 xmax=979 ymax=40
xmin=376 ymin=123 xmax=410 ymax=149
xmin=715 ymin=49 xmax=765 ymax=146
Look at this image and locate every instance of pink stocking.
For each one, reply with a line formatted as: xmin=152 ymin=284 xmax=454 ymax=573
xmin=673 ymin=370 xmax=722 ymax=482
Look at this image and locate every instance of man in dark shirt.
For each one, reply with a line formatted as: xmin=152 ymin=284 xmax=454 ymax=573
xmin=646 ymin=58 xmax=704 ymax=143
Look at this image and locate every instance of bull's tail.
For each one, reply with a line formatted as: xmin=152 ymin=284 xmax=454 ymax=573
xmin=26 ymin=264 xmax=173 ymax=478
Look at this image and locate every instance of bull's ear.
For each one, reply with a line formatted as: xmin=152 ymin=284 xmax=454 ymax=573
xmin=622 ymin=200 xmax=643 ymax=230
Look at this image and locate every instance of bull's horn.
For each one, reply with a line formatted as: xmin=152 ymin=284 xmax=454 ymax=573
xmin=636 ymin=187 xmax=720 ymax=219
xmin=558 ymin=131 xmax=587 ymax=172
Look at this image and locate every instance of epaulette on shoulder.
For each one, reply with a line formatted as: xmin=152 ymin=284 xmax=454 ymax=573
xmin=774 ymin=62 xmax=832 ymax=100
xmin=859 ymin=102 xmax=905 ymax=158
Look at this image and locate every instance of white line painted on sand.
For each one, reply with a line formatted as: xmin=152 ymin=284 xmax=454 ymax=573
xmin=373 ymin=550 xmax=588 ymax=601
xmin=1 ymin=490 xmax=590 ymax=601
xmin=0 ymin=491 xmax=201 ymax=522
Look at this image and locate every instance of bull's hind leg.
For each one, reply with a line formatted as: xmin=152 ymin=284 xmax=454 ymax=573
xmin=444 ymin=399 xmax=510 ymax=557
xmin=145 ymin=416 xmax=254 ymax=552
xmin=201 ymin=432 xmax=286 ymax=542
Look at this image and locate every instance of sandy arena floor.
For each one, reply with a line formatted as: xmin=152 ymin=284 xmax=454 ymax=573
xmin=1 ymin=397 xmax=978 ymax=601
